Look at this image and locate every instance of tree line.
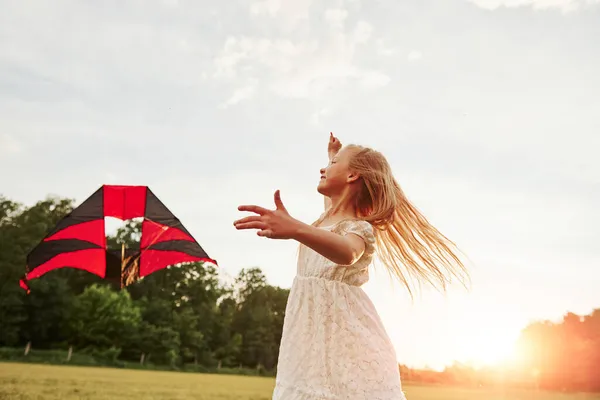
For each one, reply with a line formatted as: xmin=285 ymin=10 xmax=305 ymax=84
xmin=1 ymin=193 xmax=599 ymax=391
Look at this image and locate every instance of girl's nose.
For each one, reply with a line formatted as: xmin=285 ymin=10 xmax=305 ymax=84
xmin=320 ymin=167 xmax=326 ymax=174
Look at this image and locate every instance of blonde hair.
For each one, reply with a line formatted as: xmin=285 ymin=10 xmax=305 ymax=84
xmin=323 ymin=144 xmax=469 ymax=297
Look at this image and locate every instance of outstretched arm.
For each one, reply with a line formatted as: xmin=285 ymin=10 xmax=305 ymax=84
xmin=235 ymin=190 xmax=365 ymax=266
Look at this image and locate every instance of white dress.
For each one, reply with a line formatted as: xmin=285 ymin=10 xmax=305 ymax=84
xmin=272 ymin=219 xmax=407 ymax=399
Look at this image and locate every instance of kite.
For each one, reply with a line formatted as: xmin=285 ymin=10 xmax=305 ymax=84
xmin=20 ymin=185 xmax=216 ymax=293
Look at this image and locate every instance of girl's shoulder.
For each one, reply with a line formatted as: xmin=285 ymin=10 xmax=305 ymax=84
xmin=331 ymin=219 xmax=376 ymax=250
xmin=336 ymin=218 xmax=374 ymax=234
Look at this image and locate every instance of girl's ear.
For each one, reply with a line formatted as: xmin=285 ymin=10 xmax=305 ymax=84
xmin=347 ymin=171 xmax=361 ymax=183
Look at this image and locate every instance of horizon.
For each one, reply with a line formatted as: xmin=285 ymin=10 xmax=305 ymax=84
xmin=1 ymin=0 xmax=598 ymax=371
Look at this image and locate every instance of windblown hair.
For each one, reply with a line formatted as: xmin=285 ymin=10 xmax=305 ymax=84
xmin=322 ymin=144 xmax=469 ymax=297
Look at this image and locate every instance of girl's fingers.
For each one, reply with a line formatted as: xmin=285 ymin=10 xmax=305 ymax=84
xmin=257 ymin=229 xmax=273 ymax=238
xmin=233 ymin=215 xmax=262 ymax=225
xmin=235 ymin=221 xmax=268 ymax=231
xmin=238 ymin=205 xmax=270 ymax=215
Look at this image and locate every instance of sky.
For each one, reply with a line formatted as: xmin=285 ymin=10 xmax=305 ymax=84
xmin=1 ymin=0 xmax=599 ymax=370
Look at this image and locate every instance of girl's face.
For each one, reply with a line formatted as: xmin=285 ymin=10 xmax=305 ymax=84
xmin=317 ymin=146 xmax=359 ymax=197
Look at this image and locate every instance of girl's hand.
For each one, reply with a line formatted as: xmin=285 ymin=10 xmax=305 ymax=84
xmin=328 ymin=132 xmax=342 ymax=160
xmin=234 ymin=190 xmax=302 ymax=239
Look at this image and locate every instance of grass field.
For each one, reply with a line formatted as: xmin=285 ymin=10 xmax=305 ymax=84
xmin=1 ymin=363 xmax=600 ymax=400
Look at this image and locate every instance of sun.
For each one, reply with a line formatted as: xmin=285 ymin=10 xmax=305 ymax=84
xmin=453 ymin=327 xmax=520 ymax=368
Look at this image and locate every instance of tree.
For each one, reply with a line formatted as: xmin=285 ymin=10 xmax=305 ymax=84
xmin=515 ymin=309 xmax=600 ymax=392
xmin=20 ymin=276 xmax=73 ymax=348
xmin=68 ymin=284 xmax=141 ymax=354
xmin=212 ymin=296 xmax=242 ymax=367
xmin=232 ymin=268 xmax=289 ymax=370
xmin=0 ymin=195 xmax=76 ymax=348
xmin=0 ymin=197 xmax=26 ymax=346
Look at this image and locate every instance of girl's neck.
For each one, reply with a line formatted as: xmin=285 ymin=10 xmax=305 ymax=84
xmin=323 ymin=194 xmax=356 ymax=225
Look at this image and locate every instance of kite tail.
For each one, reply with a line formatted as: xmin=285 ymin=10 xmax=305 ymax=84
xmin=19 ymin=278 xmax=31 ymax=294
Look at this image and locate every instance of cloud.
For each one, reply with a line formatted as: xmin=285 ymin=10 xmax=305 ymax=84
xmin=0 ymin=133 xmax=22 ymax=154
xmin=213 ymin=37 xmax=307 ymax=81
xmin=219 ymin=80 xmax=258 ymax=108
xmin=161 ymin=0 xmax=179 ymax=7
xmin=359 ymin=71 xmax=391 ymax=88
xmin=324 ymin=8 xmax=349 ymax=30
xmin=467 ymin=0 xmax=600 ymax=12
xmin=213 ymin=8 xmax=388 ymax=103
xmin=250 ymin=0 xmax=280 ymax=16
xmin=375 ymin=39 xmax=397 ymax=56
xmin=104 ymin=173 xmax=119 ymax=183
xmin=310 ymin=107 xmax=331 ymax=126
xmin=249 ymin=0 xmax=314 ymax=32
xmin=407 ymin=50 xmax=423 ymax=62
xmin=353 ymin=21 xmax=373 ymax=44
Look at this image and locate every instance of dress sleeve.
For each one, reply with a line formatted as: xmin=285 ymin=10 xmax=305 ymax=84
xmin=338 ymin=219 xmax=376 ymax=255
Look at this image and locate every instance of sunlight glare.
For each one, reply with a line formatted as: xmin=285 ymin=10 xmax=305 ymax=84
xmin=454 ymin=328 xmax=520 ymax=368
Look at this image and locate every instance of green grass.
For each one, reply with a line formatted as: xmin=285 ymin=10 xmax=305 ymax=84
xmin=1 ymin=363 xmax=600 ymax=400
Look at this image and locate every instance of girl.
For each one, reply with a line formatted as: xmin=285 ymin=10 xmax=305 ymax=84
xmin=234 ymin=133 xmax=467 ymax=399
